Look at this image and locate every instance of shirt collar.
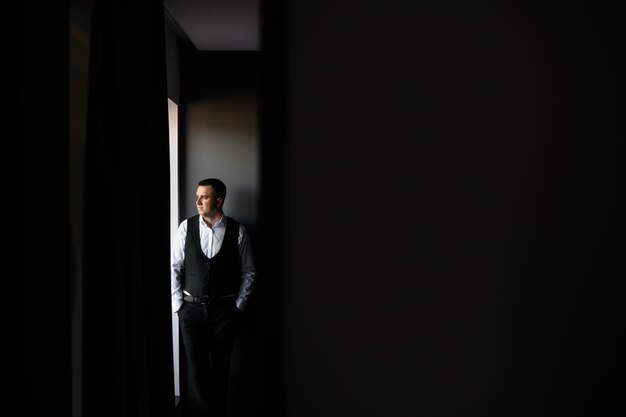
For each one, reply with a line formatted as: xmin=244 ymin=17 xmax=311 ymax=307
xmin=199 ymin=213 xmax=226 ymax=229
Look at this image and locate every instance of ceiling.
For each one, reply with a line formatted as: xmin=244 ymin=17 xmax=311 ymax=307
xmin=164 ymin=0 xmax=260 ymax=51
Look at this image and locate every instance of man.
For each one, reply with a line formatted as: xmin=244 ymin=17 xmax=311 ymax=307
xmin=171 ymin=178 xmax=257 ymax=417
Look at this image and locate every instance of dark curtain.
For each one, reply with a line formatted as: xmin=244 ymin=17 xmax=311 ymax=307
xmin=82 ymin=0 xmax=175 ymax=416
xmin=17 ymin=2 xmax=71 ymax=416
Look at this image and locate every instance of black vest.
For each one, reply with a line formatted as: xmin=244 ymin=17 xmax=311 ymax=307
xmin=182 ymin=215 xmax=242 ymax=300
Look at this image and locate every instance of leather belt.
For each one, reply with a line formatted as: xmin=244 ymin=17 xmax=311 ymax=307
xmin=183 ymin=295 xmax=210 ymax=304
xmin=183 ymin=294 xmax=235 ymax=304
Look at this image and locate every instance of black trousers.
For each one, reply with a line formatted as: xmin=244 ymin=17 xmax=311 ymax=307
xmin=179 ymin=298 xmax=241 ymax=417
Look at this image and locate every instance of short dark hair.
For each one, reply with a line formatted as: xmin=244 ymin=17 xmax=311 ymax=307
xmin=198 ymin=178 xmax=227 ymax=200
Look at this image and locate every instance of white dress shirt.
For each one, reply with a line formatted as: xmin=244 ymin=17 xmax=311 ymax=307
xmin=171 ymin=214 xmax=256 ymax=313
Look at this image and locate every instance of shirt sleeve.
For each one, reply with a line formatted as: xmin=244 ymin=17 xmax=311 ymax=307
xmin=236 ymin=224 xmax=257 ymax=311
xmin=171 ymin=219 xmax=187 ymax=313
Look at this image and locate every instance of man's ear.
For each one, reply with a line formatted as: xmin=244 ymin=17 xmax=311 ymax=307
xmin=217 ymin=197 xmax=223 ymax=207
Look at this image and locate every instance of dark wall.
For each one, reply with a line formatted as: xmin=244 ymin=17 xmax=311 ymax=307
xmin=179 ymin=50 xmax=260 ymax=219
xmin=279 ymin=2 xmax=624 ymax=416
xmin=181 ymin=50 xmax=259 ymax=103
xmin=69 ymin=1 xmax=92 ymax=416
xmin=179 ymin=50 xmax=260 ymax=227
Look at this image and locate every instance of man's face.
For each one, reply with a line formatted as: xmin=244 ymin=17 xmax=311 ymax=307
xmin=196 ymin=185 xmax=222 ymax=216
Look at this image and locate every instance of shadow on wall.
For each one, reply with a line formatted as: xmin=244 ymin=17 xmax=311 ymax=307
xmin=185 ymin=96 xmax=259 ymax=227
